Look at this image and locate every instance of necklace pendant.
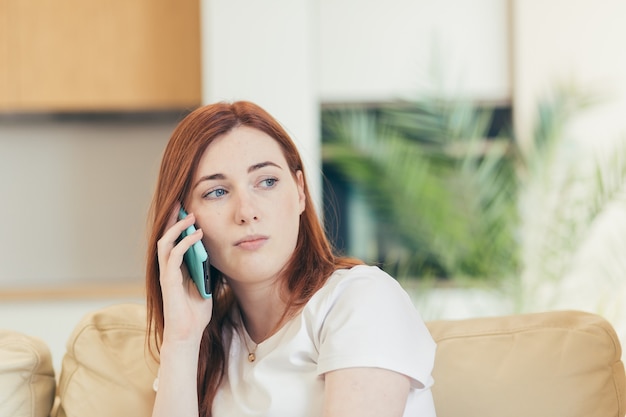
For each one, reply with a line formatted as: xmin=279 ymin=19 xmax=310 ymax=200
xmin=248 ymin=352 xmax=256 ymax=363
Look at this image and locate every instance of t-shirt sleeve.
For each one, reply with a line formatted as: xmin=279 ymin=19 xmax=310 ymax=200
xmin=316 ymin=266 xmax=436 ymax=389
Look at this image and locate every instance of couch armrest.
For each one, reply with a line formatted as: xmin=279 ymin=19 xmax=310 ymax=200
xmin=0 ymin=329 xmax=56 ymax=417
xmin=52 ymin=303 xmax=157 ymax=417
xmin=426 ymin=310 xmax=626 ymax=417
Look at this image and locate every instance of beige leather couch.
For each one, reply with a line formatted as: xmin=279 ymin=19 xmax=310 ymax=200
xmin=2 ymin=303 xmax=625 ymax=417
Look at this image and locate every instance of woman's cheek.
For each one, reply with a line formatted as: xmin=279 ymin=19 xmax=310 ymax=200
xmin=204 ymin=240 xmax=224 ymax=271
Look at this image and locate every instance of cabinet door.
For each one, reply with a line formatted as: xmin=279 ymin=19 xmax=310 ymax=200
xmin=0 ymin=0 xmax=201 ymax=112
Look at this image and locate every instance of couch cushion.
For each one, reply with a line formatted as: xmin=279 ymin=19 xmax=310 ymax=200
xmin=0 ymin=329 xmax=56 ymax=417
xmin=52 ymin=303 xmax=157 ymax=417
xmin=426 ymin=310 xmax=626 ymax=417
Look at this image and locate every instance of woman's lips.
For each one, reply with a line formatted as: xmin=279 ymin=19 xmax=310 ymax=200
xmin=235 ymin=235 xmax=268 ymax=250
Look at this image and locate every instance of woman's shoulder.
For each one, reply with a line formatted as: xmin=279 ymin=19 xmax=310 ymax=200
xmin=307 ymin=264 xmax=414 ymax=314
xmin=325 ymin=264 xmax=406 ymax=294
xmin=306 ymin=264 xmax=436 ymax=387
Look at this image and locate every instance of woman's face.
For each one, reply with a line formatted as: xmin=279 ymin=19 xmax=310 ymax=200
xmin=186 ymin=126 xmax=306 ymax=287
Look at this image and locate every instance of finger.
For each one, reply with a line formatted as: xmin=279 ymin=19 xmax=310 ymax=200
xmin=158 ymin=229 xmax=203 ymax=283
xmin=166 ymin=227 xmax=204 ymax=272
xmin=157 ymin=212 xmax=198 ymax=261
xmin=163 ymin=209 xmax=197 ymax=245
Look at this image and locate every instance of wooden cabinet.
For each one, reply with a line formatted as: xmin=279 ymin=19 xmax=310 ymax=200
xmin=0 ymin=0 xmax=201 ymax=112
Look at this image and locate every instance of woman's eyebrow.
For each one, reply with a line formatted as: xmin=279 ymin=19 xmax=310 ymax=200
xmin=248 ymin=161 xmax=282 ymax=173
xmin=193 ymin=173 xmax=224 ymax=189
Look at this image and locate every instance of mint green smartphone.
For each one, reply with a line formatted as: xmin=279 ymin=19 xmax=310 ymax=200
xmin=178 ymin=208 xmax=212 ymax=298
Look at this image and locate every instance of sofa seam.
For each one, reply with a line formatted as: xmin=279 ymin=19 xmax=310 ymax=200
xmin=1 ymin=339 xmax=45 ymax=417
xmin=434 ymin=322 xmax=617 ymax=344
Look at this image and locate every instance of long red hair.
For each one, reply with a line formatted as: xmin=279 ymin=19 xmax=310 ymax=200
xmin=146 ymin=101 xmax=362 ymax=416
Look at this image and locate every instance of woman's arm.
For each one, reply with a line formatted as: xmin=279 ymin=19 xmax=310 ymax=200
xmin=152 ymin=338 xmax=203 ymax=417
xmin=152 ymin=208 xmax=214 ymax=417
xmin=323 ymin=367 xmax=411 ymax=417
xmin=316 ymin=267 xmax=436 ymax=417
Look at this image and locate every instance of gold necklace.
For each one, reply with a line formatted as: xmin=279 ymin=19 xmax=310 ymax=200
xmin=238 ymin=307 xmax=290 ymax=363
xmin=241 ymin=331 xmax=258 ymax=363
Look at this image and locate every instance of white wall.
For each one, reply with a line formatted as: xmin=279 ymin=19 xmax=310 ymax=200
xmin=318 ymin=0 xmax=510 ymax=103
xmin=513 ymin=0 xmax=626 ymax=147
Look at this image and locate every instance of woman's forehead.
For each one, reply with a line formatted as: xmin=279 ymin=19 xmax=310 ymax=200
xmin=198 ymin=126 xmax=288 ymax=174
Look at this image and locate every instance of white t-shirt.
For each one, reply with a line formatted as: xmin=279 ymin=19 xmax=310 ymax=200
xmin=213 ymin=265 xmax=437 ymax=417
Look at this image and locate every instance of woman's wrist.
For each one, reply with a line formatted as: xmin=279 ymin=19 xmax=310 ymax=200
xmin=157 ymin=339 xmax=202 ymax=385
xmin=160 ymin=333 xmax=203 ymax=355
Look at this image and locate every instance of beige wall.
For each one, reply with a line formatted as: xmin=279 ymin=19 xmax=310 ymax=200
xmin=0 ymin=117 xmax=175 ymax=290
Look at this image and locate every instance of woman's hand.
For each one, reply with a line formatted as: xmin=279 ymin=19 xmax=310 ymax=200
xmin=157 ymin=205 xmax=213 ymax=345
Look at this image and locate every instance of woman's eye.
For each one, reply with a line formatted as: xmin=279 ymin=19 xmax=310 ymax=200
xmin=260 ymin=178 xmax=278 ymax=188
xmin=204 ymin=188 xmax=227 ymax=199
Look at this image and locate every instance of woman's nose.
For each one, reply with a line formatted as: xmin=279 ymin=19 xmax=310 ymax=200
xmin=234 ymin=190 xmax=259 ymax=224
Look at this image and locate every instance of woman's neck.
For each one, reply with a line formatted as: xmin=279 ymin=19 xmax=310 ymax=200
xmin=230 ymin=279 xmax=288 ymax=343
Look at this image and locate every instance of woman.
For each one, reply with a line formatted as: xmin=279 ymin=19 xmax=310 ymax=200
xmin=146 ymin=101 xmax=437 ymax=417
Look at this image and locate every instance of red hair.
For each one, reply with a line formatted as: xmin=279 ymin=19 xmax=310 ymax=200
xmin=145 ymin=101 xmax=362 ymax=416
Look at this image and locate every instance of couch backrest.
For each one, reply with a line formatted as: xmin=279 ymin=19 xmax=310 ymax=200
xmin=0 ymin=329 xmax=56 ymax=417
xmin=426 ymin=310 xmax=626 ymax=417
xmin=52 ymin=304 xmax=626 ymax=417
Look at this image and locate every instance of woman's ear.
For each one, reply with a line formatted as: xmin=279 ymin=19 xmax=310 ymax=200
xmin=296 ymin=170 xmax=306 ymax=214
